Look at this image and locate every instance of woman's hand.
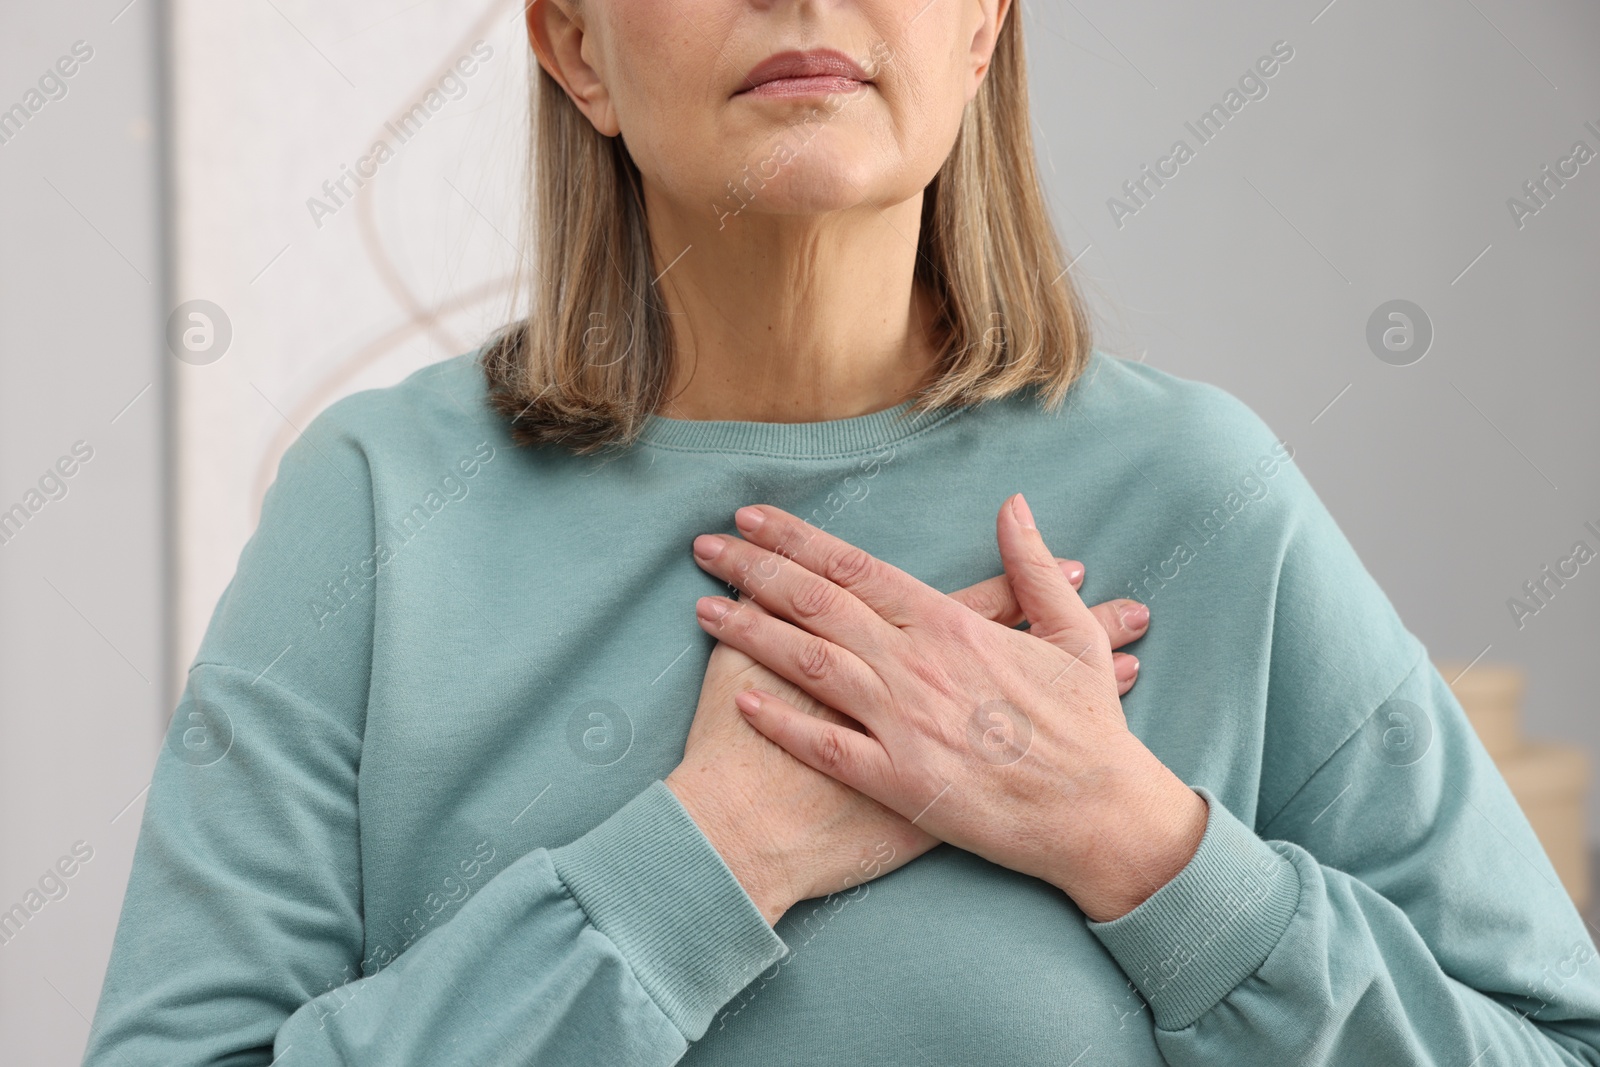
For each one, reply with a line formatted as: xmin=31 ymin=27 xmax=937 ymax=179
xmin=687 ymin=496 xmax=1208 ymax=923
xmin=666 ymin=549 xmax=1155 ymax=926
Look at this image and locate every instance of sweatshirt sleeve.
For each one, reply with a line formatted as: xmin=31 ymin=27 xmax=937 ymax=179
xmin=81 ymin=394 xmax=787 ymax=1066
xmin=1087 ymin=651 xmax=1600 ymax=1065
xmin=1082 ymin=387 xmax=1600 ymax=1064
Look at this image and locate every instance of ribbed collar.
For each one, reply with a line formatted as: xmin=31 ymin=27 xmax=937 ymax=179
xmin=635 ymin=395 xmax=968 ymax=459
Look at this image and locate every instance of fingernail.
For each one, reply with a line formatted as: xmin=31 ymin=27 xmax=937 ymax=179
xmin=693 ymin=534 xmax=725 ymax=561
xmin=697 ymin=596 xmax=730 ymax=622
xmin=1059 ymin=560 xmax=1085 ymax=584
xmin=1116 ymin=654 xmax=1140 ymax=680
xmin=1119 ymin=602 xmax=1150 ymax=631
xmin=1011 ymin=493 xmax=1035 ymax=530
xmin=734 ymin=507 xmax=765 ymax=534
xmin=735 ymin=690 xmax=762 ymax=715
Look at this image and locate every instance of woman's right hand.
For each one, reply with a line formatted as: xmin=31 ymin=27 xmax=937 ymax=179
xmin=665 ymin=558 xmax=1150 ymax=926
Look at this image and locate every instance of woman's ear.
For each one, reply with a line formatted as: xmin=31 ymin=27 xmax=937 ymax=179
xmin=526 ymin=0 xmax=621 ymax=136
xmin=967 ymin=0 xmax=1012 ymax=101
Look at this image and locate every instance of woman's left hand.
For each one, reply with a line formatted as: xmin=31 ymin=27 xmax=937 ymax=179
xmin=689 ymin=494 xmax=1210 ymax=923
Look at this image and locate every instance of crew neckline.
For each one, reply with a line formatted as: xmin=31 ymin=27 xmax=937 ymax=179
xmin=635 ymin=394 xmax=969 ymax=459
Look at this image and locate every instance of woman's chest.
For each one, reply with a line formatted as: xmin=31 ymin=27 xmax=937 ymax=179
xmin=349 ymin=482 xmax=1274 ymax=1055
xmin=354 ymin=503 xmax=1272 ymax=839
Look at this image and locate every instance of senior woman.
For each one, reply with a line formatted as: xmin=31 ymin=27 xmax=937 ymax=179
xmin=85 ymin=1 xmax=1600 ymax=1065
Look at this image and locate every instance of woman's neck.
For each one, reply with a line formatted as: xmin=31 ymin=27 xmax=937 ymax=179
xmin=642 ymin=188 xmax=942 ymax=423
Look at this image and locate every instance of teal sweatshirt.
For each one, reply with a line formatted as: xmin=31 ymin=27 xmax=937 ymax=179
xmin=83 ymin=349 xmax=1600 ymax=1066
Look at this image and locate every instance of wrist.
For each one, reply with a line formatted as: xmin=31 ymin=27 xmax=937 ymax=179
xmin=1050 ymin=742 xmax=1209 ymax=923
xmin=665 ymin=769 xmax=798 ymax=926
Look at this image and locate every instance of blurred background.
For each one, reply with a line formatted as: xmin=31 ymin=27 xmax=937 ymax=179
xmin=1 ymin=0 xmax=1596 ymax=1060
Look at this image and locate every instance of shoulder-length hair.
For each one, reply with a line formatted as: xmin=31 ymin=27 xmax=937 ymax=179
xmin=481 ymin=8 xmax=1093 ymax=455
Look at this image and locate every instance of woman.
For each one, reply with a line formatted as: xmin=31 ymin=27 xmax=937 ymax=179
xmin=85 ymin=1 xmax=1600 ymax=1064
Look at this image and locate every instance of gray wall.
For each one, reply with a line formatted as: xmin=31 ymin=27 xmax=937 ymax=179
xmin=0 ymin=1 xmax=1594 ymax=1063
xmin=1028 ymin=0 xmax=1599 ymax=818
xmin=0 ymin=0 xmax=167 ymax=1062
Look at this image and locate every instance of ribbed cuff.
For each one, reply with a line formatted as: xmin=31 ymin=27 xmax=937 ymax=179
xmin=549 ymin=780 xmax=789 ymax=1040
xmin=1086 ymin=786 xmax=1302 ymax=1031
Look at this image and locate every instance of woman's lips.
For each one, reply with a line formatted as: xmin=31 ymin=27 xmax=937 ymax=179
xmin=739 ymin=74 xmax=870 ymax=99
xmin=737 ymin=49 xmax=873 ymax=99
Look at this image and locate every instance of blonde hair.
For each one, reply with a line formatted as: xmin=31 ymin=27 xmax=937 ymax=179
xmin=481 ymin=7 xmax=1093 ymax=454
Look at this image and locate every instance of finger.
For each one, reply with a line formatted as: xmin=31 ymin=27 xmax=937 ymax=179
xmin=948 ymin=559 xmax=1084 ymax=626
xmin=693 ymin=532 xmax=901 ymax=662
xmin=734 ymin=550 xmax=1087 ymax=632
xmin=695 ymin=595 xmax=888 ymax=728
xmin=995 ymin=493 xmax=1089 ymax=642
xmin=1112 ymin=652 xmax=1140 ymax=695
xmin=729 ymin=504 xmax=945 ymax=627
xmin=736 ymin=561 xmax=1102 ymax=650
xmin=1087 ymin=599 xmax=1151 ymax=651
xmin=734 ymin=687 xmax=889 ymax=796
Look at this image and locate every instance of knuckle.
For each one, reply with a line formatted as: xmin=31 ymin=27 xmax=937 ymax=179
xmin=789 ymin=578 xmax=842 ymax=623
xmin=814 ymin=728 xmax=850 ymax=773
xmin=936 ymin=608 xmax=985 ymax=648
xmin=796 ymin=636 xmax=836 ymax=682
xmin=823 ymin=545 xmax=875 ymax=590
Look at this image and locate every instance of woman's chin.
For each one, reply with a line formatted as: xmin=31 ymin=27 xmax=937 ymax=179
xmin=704 ymin=148 xmax=906 ymax=218
xmin=738 ymin=179 xmax=879 ymax=217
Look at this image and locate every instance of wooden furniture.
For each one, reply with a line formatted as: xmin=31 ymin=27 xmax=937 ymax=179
xmin=1434 ymin=659 xmax=1592 ymax=910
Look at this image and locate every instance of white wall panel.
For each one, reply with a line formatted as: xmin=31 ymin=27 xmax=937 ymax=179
xmin=169 ymin=0 xmax=529 ymax=690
